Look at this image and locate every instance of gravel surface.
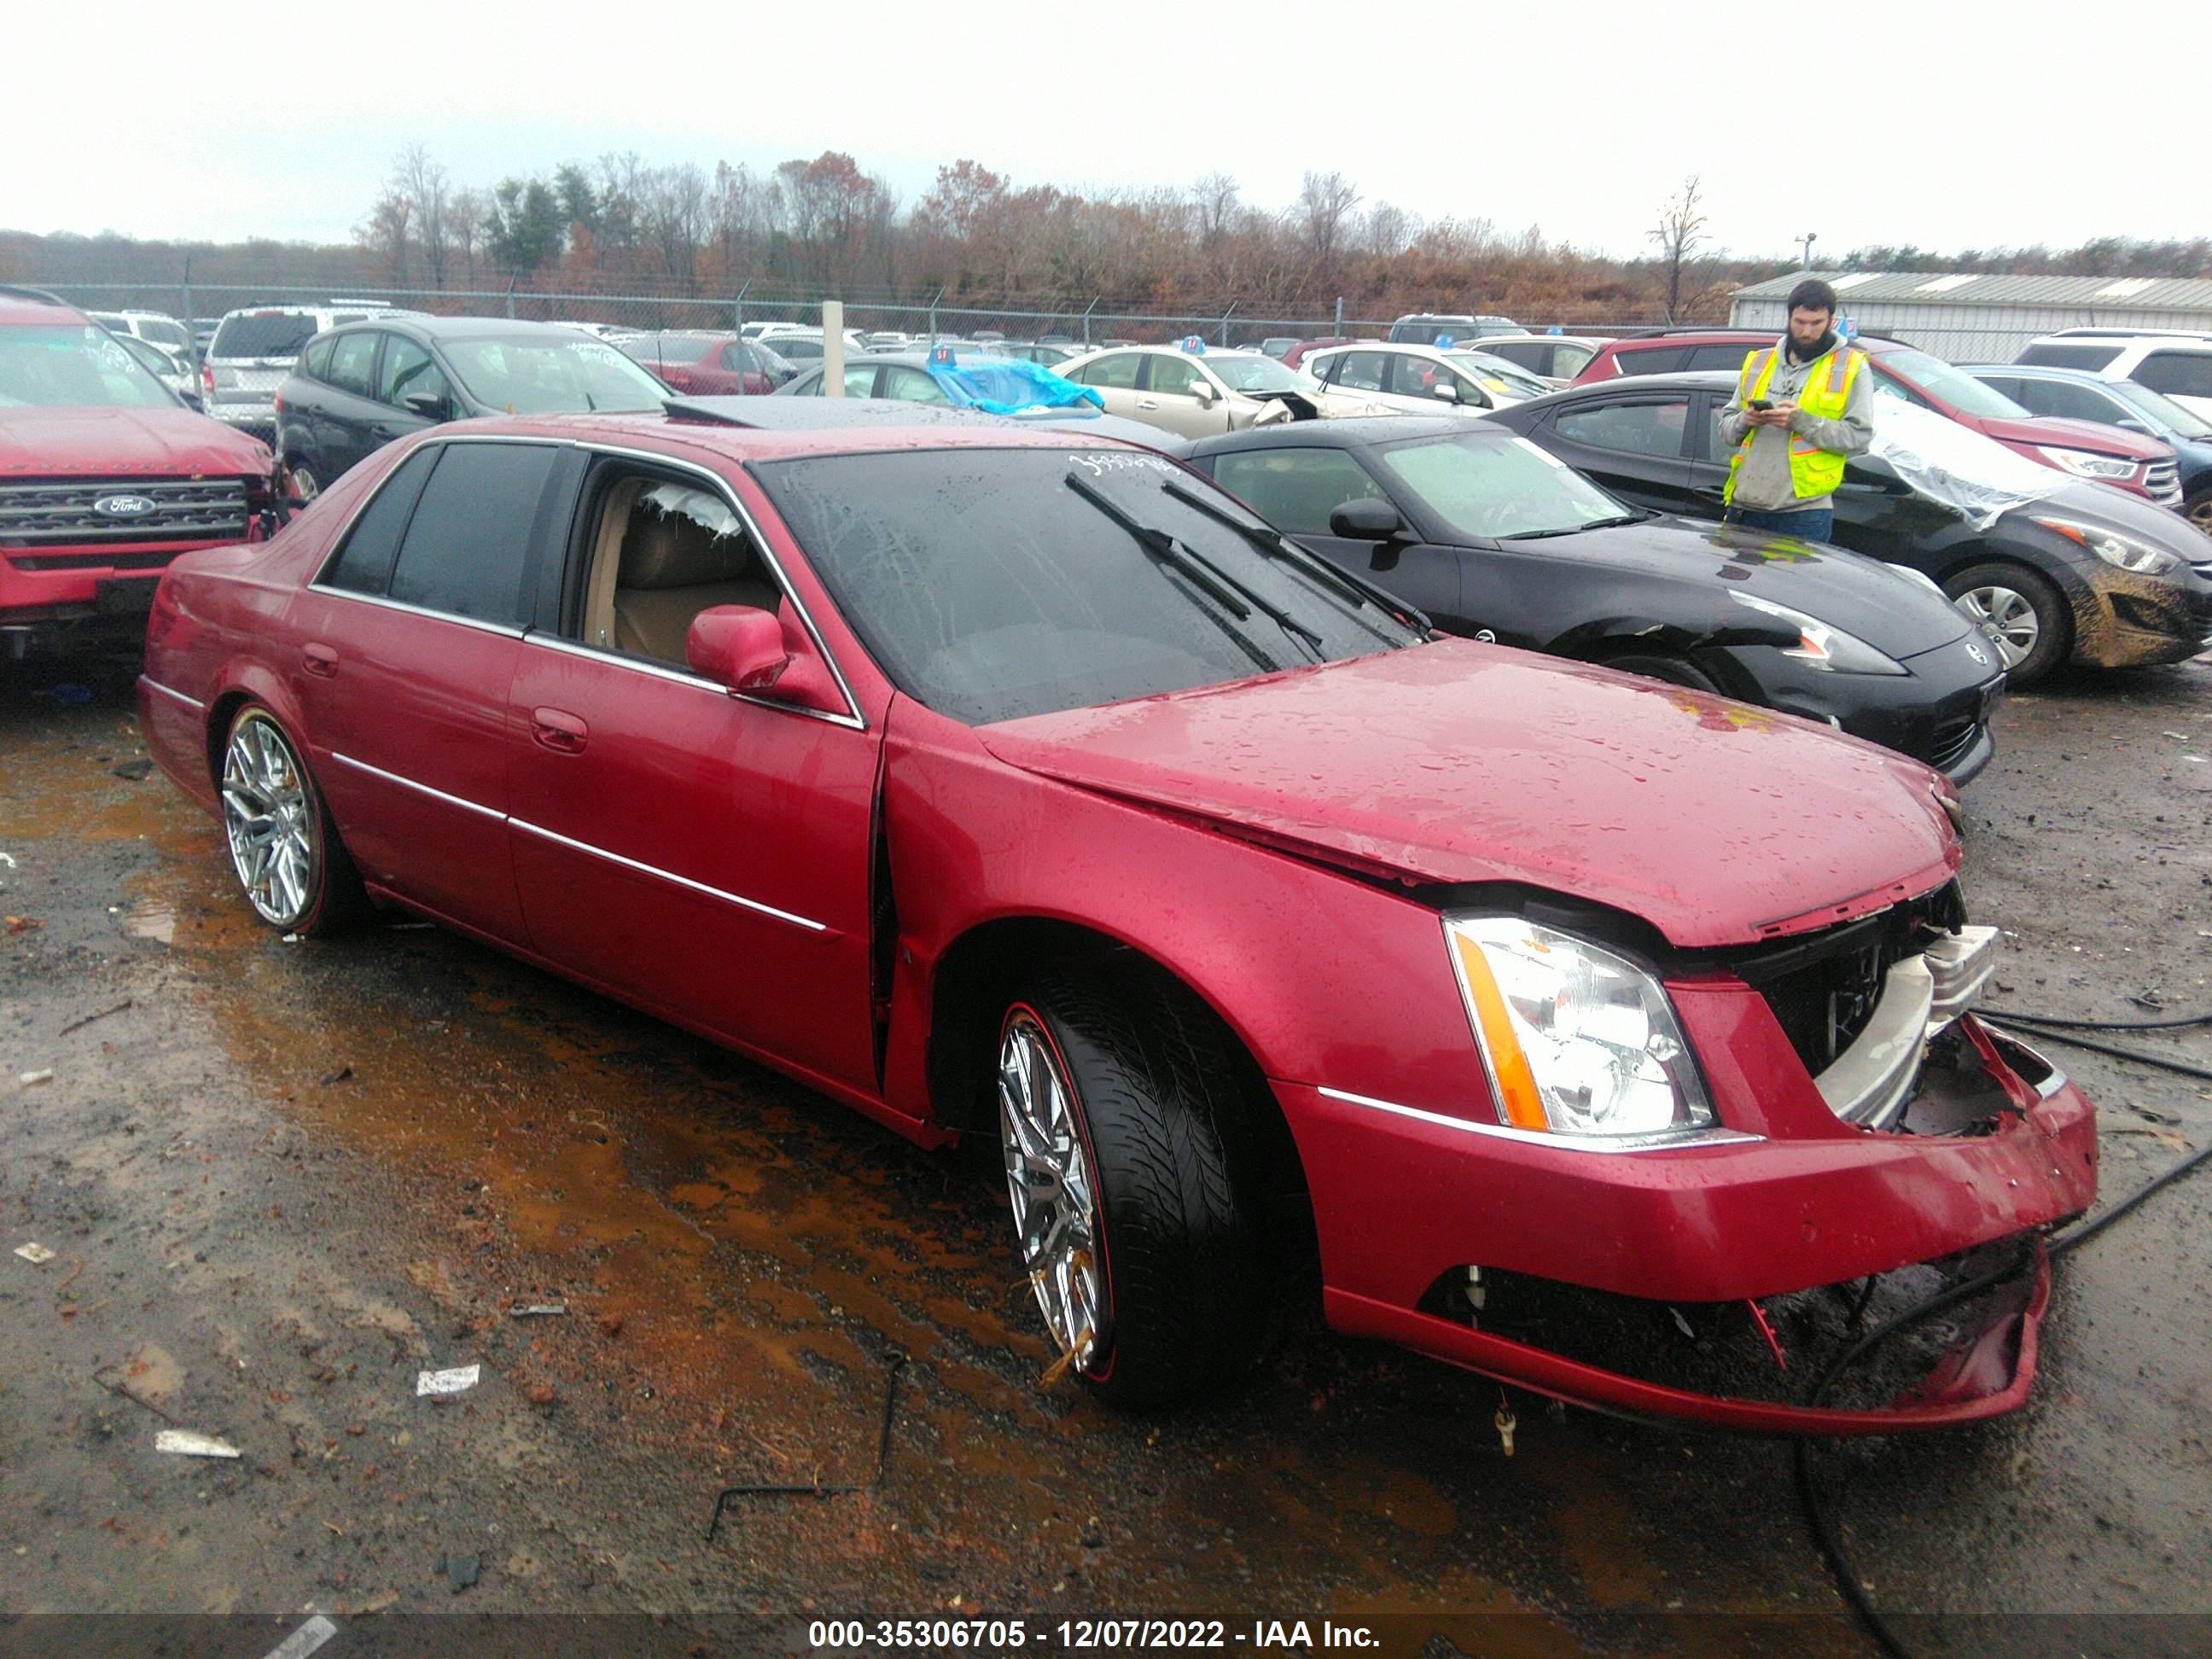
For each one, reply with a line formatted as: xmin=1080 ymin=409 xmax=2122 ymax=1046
xmin=2 ymin=649 xmax=2206 ymax=1658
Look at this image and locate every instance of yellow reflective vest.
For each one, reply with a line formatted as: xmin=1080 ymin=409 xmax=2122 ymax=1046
xmin=1723 ymin=344 xmax=1866 ymax=505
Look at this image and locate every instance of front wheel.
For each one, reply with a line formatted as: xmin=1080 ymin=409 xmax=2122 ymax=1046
xmin=286 ymin=461 xmax=320 ymax=501
xmin=219 ymin=706 xmax=364 ymax=935
xmin=998 ymin=971 xmax=1270 ymax=1408
xmin=1941 ymin=561 xmax=2068 ymax=688
xmin=1598 ymin=652 xmax=1723 ymax=694
xmin=2184 ymin=486 xmax=2212 ymax=539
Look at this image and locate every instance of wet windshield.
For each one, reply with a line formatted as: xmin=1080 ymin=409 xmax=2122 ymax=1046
xmin=0 ymin=323 xmax=178 ymax=409
xmin=751 ymin=447 xmax=1420 ymax=725
xmin=1877 ymin=347 xmax=2030 ymax=420
xmin=1206 ymin=354 xmax=1322 ymax=395
xmin=443 ymin=337 xmax=669 ymax=412
xmin=1377 ymin=433 xmax=1633 ymax=539
xmin=1447 ymin=352 xmax=1550 ymax=399
xmin=2107 ymin=378 xmax=2212 ymax=438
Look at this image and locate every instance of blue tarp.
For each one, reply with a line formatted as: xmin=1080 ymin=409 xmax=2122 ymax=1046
xmin=938 ymin=355 xmax=1103 ymax=416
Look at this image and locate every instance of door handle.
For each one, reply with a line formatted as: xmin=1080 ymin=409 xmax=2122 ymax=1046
xmin=1137 ymin=399 xmax=1159 ymax=410
xmin=531 ymin=707 xmax=588 ymax=754
xmin=371 ymin=423 xmax=404 ymax=440
xmin=302 ymin=643 xmax=339 ymax=678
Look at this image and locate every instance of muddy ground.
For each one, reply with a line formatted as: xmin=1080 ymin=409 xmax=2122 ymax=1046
xmin=1 ymin=649 xmax=2207 ymax=1659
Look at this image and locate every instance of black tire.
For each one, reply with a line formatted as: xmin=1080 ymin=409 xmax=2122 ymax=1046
xmin=998 ymin=968 xmax=1270 ymax=1409
xmin=2184 ymin=486 xmax=2212 ymax=540
xmin=218 ymin=704 xmax=367 ymax=937
xmin=1596 ymin=652 xmax=1723 ymax=694
xmin=1941 ymin=561 xmax=2069 ymax=688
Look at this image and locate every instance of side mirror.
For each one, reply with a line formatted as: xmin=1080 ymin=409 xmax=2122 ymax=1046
xmin=402 ymin=390 xmax=450 ymax=419
xmin=1430 ymin=380 xmax=1461 ymax=404
xmin=685 ymin=604 xmax=846 ymax=716
xmin=1329 ymin=498 xmax=1406 ymax=540
xmin=1190 ymin=379 xmax=1218 ymax=405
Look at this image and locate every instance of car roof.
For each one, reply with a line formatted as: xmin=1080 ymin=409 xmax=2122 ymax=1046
xmin=1185 ymin=415 xmax=1486 ymax=453
xmin=486 ymin=399 xmax=1157 ymax=461
xmin=323 ymin=317 xmax=633 ymax=342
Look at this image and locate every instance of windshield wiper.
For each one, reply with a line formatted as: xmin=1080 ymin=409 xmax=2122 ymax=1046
xmin=1064 ymin=474 xmax=1326 ymax=660
xmin=1159 ymin=478 xmax=1429 ymax=633
xmin=1500 ymin=515 xmax=1642 ymax=541
xmin=1063 ymin=472 xmax=1282 ymax=672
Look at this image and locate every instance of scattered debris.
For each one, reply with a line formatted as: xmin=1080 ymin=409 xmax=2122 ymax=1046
xmin=318 ymin=1066 xmax=354 ymax=1086
xmin=415 ymin=1365 xmax=480 ymax=1398
xmin=6 ymin=916 xmax=43 ymax=934
xmin=18 ymin=1069 xmax=54 ymax=1087
xmin=281 ymin=933 xmax=302 ymax=945
xmin=706 ymin=1355 xmax=908 ymax=1542
xmin=510 ymin=1301 xmax=568 ymax=1318
xmin=441 ymin=1552 xmax=480 ymax=1592
xmin=154 ymin=1429 xmax=242 ymax=1459
xmin=15 ymin=1243 xmax=55 ymax=1264
xmin=92 ymin=1366 xmax=180 ymax=1424
xmin=0 ymin=851 xmax=15 ymax=868
xmin=109 ymin=759 xmax=153 ymax=781
xmin=262 ymin=1613 xmax=339 ymax=1659
xmin=59 ymin=1000 xmax=133 ymax=1036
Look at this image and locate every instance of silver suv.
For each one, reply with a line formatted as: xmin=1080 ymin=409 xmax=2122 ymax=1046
xmin=201 ymin=302 xmax=418 ymax=437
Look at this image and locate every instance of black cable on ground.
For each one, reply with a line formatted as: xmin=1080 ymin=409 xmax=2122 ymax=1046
xmin=1796 ymin=1139 xmax=2212 ymax=1659
xmin=1986 ymin=1022 xmax=2212 ymax=1083
xmin=1979 ymin=1006 xmax=2212 ymax=1032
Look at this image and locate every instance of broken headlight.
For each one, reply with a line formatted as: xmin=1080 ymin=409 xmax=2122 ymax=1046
xmin=1445 ymin=916 xmax=1713 ymax=1142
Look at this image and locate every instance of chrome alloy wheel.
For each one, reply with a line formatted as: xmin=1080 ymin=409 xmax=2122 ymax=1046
xmin=222 ymin=715 xmax=316 ymax=926
xmin=999 ymin=1011 xmax=1104 ymax=1369
xmin=1953 ymin=585 xmax=2040 ymax=671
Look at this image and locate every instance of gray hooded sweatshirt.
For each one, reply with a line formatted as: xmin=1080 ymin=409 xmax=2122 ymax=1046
xmin=1715 ymin=333 xmax=1875 ymax=515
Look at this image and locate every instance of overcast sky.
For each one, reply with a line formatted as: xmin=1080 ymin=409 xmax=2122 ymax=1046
xmin=9 ymin=0 xmax=2206 ymax=262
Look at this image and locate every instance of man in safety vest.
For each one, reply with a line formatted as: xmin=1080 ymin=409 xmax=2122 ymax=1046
xmin=1716 ymin=278 xmax=1872 ymax=543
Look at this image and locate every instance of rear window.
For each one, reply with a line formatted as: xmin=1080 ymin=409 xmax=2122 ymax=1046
xmin=1607 ymin=344 xmax=1689 ymax=376
xmin=212 ymin=314 xmax=323 ymax=359
xmin=2133 ymin=350 xmax=2212 ymax=401
xmin=2016 ymin=343 xmax=2123 ymax=371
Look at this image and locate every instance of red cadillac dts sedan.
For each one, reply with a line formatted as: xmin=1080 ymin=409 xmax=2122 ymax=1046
xmin=138 ymin=401 xmax=2099 ymax=1434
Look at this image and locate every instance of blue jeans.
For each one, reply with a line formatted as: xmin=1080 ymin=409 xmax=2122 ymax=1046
xmin=1725 ymin=506 xmax=1833 ymax=543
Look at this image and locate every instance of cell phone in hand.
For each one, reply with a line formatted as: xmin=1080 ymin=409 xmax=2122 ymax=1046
xmin=1747 ymin=398 xmax=1773 ymax=410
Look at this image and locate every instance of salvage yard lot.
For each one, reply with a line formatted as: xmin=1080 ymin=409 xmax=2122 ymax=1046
xmin=3 ymin=651 xmax=2209 ymax=1656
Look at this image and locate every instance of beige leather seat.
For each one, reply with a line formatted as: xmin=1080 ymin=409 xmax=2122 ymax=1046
xmin=609 ymin=508 xmax=780 ymax=665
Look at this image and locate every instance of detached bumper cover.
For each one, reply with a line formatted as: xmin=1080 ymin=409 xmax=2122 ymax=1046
xmin=1284 ymin=1002 xmax=2096 ymax=1436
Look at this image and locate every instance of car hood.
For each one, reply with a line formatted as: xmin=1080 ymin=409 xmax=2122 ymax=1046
xmin=1970 ymin=411 xmax=2172 ymax=460
xmin=981 ymin=638 xmax=1959 ymax=949
xmin=0 ymin=405 xmax=272 ymax=476
xmin=1527 ymin=514 xmax=1973 ymax=658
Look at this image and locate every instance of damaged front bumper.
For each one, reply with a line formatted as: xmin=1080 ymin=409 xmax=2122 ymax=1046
xmin=1284 ymin=992 xmax=2097 ymax=1436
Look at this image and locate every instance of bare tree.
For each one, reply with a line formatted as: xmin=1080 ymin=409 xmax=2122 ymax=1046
xmin=356 ymin=189 xmax=412 ymax=285
xmin=393 ymin=146 xmax=451 ymax=289
xmin=1296 ymin=170 xmax=1361 ymax=271
xmin=1650 ymin=175 xmax=1708 ymax=323
xmin=1190 ymin=172 xmax=1241 ymax=242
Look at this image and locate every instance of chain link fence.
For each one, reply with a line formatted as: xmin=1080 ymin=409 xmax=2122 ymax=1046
xmin=32 ymin=276 xmax=1665 ymax=355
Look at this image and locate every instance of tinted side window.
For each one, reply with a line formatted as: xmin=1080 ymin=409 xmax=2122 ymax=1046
xmin=385 ymin=444 xmax=557 ymax=626
xmin=1610 ymin=346 xmax=1690 ymax=377
xmin=2135 ymin=351 xmax=2212 ymax=400
xmin=327 ymin=332 xmax=379 ymax=398
xmin=1554 ymin=399 xmax=1691 ymax=457
xmin=1684 ymin=344 xmax=1761 ymax=373
xmin=323 ymin=447 xmax=439 ymax=596
xmin=1212 ymin=448 xmax=1389 ymax=537
xmin=377 ymin=336 xmax=448 ymax=409
xmin=1476 ymin=338 xmax=1547 ymax=373
xmin=303 ymin=337 xmax=336 ymax=381
xmin=2010 ymin=377 xmax=2120 ymax=424
xmin=1075 ymin=353 xmax=1142 ymax=389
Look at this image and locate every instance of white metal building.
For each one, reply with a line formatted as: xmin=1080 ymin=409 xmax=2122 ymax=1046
xmin=1727 ymin=271 xmax=2212 ymax=363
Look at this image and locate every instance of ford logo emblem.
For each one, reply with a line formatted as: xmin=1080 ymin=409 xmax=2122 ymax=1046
xmin=92 ymin=494 xmax=158 ymax=518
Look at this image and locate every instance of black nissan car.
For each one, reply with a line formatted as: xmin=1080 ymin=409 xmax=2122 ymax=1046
xmin=1485 ymin=372 xmax=2212 ymax=687
xmin=273 ymin=317 xmax=670 ymax=498
xmin=1182 ymin=416 xmax=2005 ymax=783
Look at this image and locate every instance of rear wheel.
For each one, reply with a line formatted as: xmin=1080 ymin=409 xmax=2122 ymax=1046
xmin=219 ymin=706 xmax=364 ymax=935
xmin=997 ymin=970 xmax=1269 ymax=1408
xmin=1941 ymin=561 xmax=2068 ymax=688
xmin=286 ymin=461 xmax=321 ymax=501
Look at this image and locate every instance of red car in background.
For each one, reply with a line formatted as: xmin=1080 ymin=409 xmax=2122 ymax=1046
xmin=618 ymin=332 xmax=787 ymax=395
xmin=137 ymin=408 xmax=2096 ymax=1434
xmin=1575 ymin=329 xmax=2181 ymax=507
xmin=2 ymin=284 xmax=277 ymax=659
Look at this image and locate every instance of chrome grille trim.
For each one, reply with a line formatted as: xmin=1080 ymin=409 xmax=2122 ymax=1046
xmin=0 ymin=478 xmax=251 ymax=547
